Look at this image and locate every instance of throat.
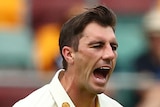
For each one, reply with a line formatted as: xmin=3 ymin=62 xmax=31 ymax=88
xmin=71 ymin=93 xmax=98 ymax=107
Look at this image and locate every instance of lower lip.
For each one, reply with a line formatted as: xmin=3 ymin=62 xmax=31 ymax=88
xmin=92 ymin=74 xmax=107 ymax=85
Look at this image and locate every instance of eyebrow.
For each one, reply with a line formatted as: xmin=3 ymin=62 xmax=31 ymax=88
xmin=112 ymin=38 xmax=118 ymax=45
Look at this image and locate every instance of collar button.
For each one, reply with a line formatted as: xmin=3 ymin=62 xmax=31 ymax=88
xmin=62 ymin=102 xmax=70 ymax=107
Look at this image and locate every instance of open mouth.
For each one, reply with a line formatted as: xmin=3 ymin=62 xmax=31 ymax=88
xmin=93 ymin=67 xmax=110 ymax=79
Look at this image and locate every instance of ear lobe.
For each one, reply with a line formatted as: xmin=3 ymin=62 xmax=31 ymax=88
xmin=62 ymin=46 xmax=74 ymax=64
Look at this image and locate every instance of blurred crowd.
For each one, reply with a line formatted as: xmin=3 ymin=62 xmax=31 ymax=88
xmin=1 ymin=0 xmax=160 ymax=107
xmin=134 ymin=3 xmax=160 ymax=107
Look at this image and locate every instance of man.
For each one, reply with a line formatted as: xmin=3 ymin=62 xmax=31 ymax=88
xmin=13 ymin=5 xmax=123 ymax=107
xmin=134 ymin=7 xmax=160 ymax=79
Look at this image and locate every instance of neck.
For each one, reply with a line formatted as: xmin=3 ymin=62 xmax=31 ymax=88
xmin=69 ymin=90 xmax=98 ymax=107
xmin=60 ymin=71 xmax=98 ymax=107
xmin=73 ymin=95 xmax=97 ymax=107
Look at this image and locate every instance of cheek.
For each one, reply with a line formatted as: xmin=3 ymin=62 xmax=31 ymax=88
xmin=74 ymin=50 xmax=98 ymax=75
xmin=78 ymin=48 xmax=98 ymax=60
xmin=115 ymin=52 xmax=118 ymax=61
xmin=112 ymin=59 xmax=117 ymax=69
xmin=112 ymin=52 xmax=118 ymax=67
xmin=75 ymin=51 xmax=97 ymax=69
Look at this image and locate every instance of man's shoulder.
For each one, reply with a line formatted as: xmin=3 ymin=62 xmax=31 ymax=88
xmin=98 ymin=93 xmax=123 ymax=107
xmin=13 ymin=84 xmax=55 ymax=107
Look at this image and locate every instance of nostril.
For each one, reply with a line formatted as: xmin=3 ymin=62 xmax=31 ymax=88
xmin=102 ymin=51 xmax=115 ymax=61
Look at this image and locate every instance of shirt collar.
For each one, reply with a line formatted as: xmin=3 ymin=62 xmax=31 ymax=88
xmin=49 ymin=69 xmax=75 ymax=107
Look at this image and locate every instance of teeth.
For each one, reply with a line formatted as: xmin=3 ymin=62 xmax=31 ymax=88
xmin=100 ymin=67 xmax=110 ymax=69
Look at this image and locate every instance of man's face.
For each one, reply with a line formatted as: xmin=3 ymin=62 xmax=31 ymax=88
xmin=73 ymin=22 xmax=118 ymax=94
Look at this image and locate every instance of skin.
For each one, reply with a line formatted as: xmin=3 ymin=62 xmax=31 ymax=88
xmin=60 ymin=22 xmax=118 ymax=107
xmin=148 ymin=32 xmax=160 ymax=61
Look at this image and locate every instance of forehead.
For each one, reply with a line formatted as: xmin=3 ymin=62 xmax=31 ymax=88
xmin=81 ymin=22 xmax=116 ymax=41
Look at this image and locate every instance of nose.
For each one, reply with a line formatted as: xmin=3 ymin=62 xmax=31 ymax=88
xmin=102 ymin=44 xmax=116 ymax=60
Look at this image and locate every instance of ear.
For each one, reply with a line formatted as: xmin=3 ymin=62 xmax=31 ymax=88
xmin=62 ymin=46 xmax=74 ymax=64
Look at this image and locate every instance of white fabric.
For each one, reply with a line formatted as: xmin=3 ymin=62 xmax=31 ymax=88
xmin=13 ymin=69 xmax=123 ymax=107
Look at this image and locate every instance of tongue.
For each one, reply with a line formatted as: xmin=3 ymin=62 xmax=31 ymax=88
xmin=94 ymin=73 xmax=104 ymax=79
xmin=94 ymin=69 xmax=105 ymax=79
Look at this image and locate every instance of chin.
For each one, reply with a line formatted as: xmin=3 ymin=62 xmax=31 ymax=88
xmin=97 ymin=91 xmax=104 ymax=94
xmin=93 ymin=88 xmax=105 ymax=94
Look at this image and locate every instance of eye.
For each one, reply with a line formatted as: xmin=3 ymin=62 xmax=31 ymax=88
xmin=92 ymin=42 xmax=104 ymax=48
xmin=111 ymin=44 xmax=118 ymax=51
